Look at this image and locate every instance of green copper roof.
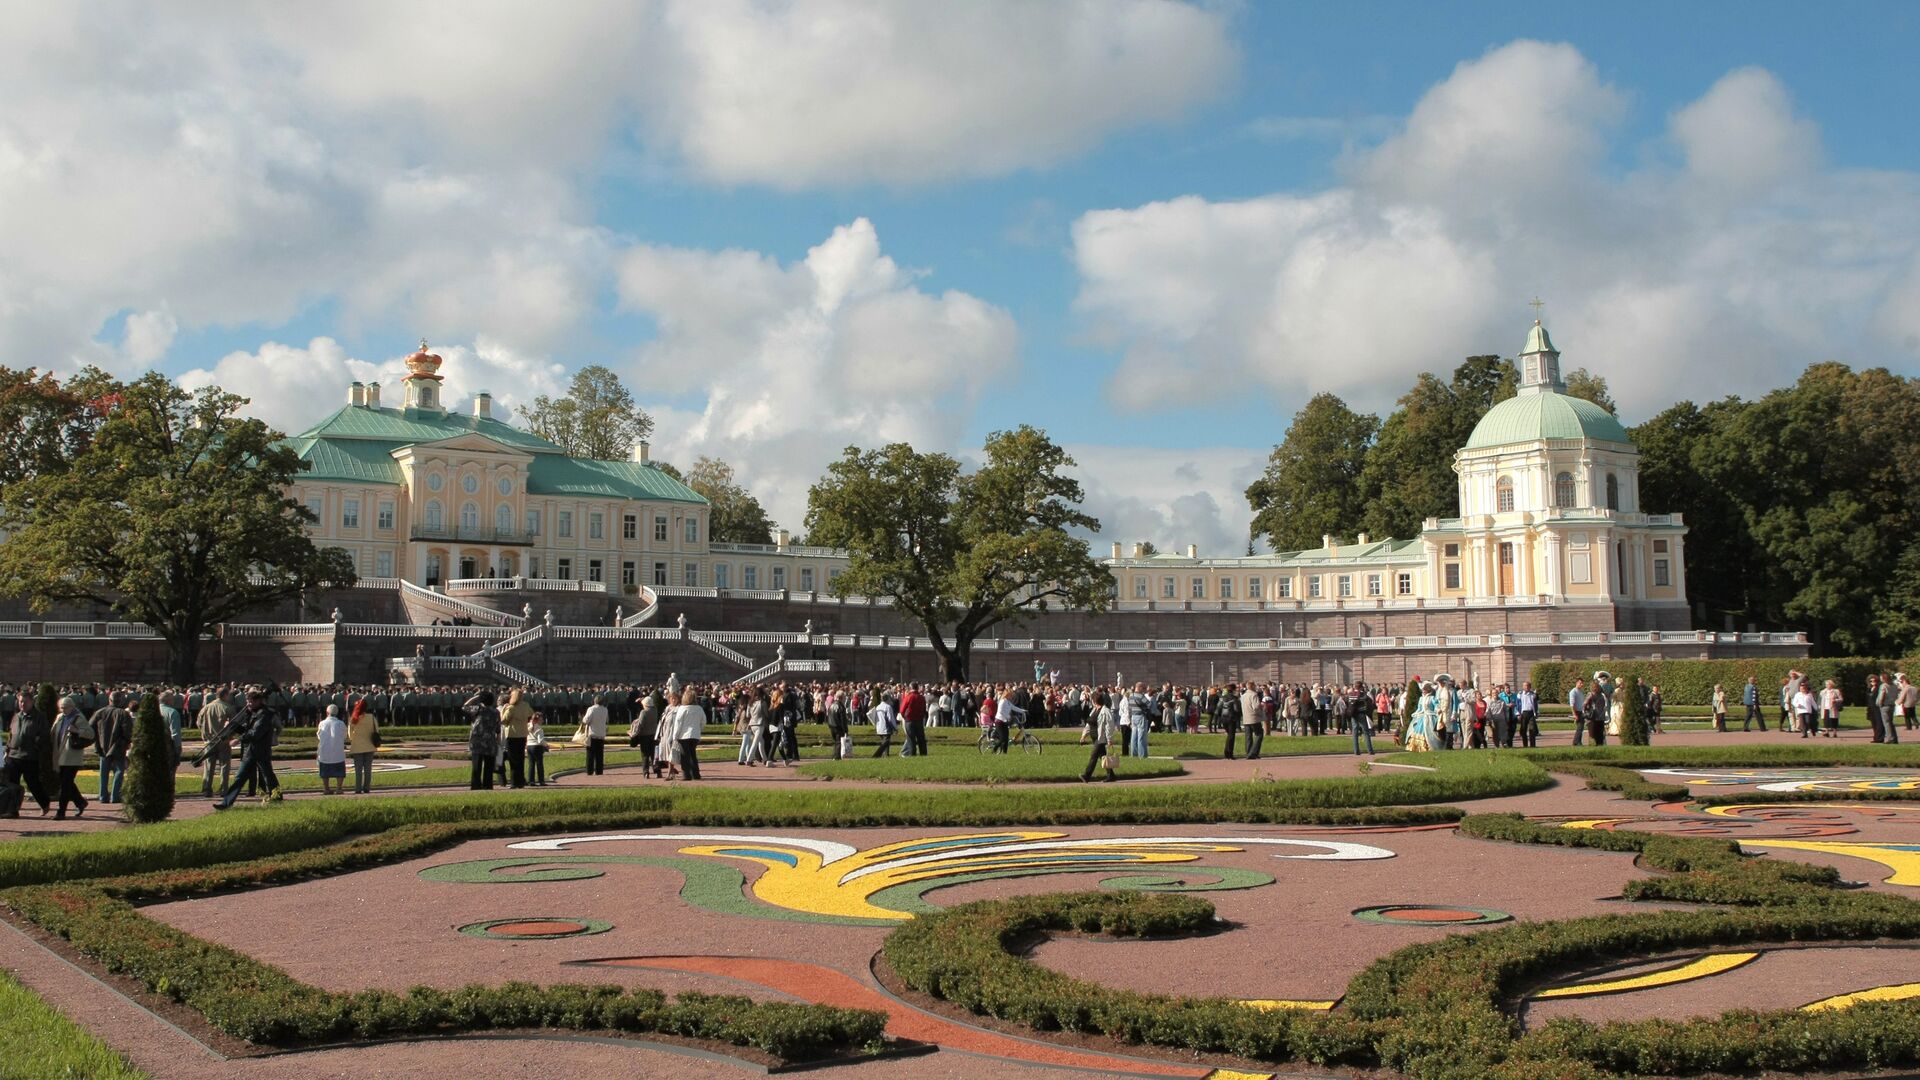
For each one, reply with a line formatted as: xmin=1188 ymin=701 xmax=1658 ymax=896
xmin=296 ymin=404 xmax=563 ymax=454
xmin=288 ymin=437 xmax=406 ymax=485
xmin=1464 ymin=391 xmax=1632 ymax=450
xmin=1522 ymin=320 xmax=1557 ymax=355
xmin=526 ymin=455 xmax=705 ymax=503
xmin=285 ymin=404 xmax=707 ymax=504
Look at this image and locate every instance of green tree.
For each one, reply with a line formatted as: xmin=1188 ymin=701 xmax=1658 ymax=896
xmin=1562 ymin=368 xmax=1617 ymax=414
xmin=518 ymin=365 xmax=655 ymax=461
xmin=805 ymin=426 xmax=1110 ymax=680
xmin=1357 ymin=356 xmax=1518 ymax=539
xmin=1633 ymin=399 xmax=1755 ymax=627
xmin=123 ymin=692 xmax=175 ymax=823
xmin=0 ymin=365 xmax=119 ymax=486
xmin=684 ymin=457 xmax=777 ymax=545
xmin=0 ymin=372 xmax=356 ymax=683
xmin=1616 ymin=677 xmax=1652 ymax=745
xmin=1245 ymin=393 xmax=1379 ymax=552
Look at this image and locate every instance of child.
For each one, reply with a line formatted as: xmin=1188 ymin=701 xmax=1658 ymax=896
xmin=526 ymin=713 xmax=549 ymax=786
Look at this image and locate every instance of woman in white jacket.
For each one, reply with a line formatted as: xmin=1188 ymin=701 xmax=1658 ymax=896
xmin=668 ymin=689 xmax=706 ymax=781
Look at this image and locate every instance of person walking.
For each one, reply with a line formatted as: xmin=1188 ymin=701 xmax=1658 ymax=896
xmin=669 ymin=688 xmax=705 ymax=781
xmin=1219 ymin=685 xmax=1241 ymax=760
xmin=1567 ymin=679 xmax=1587 ymax=746
xmin=90 ymin=691 xmax=134 ymax=804
xmin=1741 ymin=677 xmax=1765 ymax=732
xmin=4 ymin=689 xmax=53 ymax=817
xmin=1711 ymin=684 xmax=1727 ymax=733
xmin=315 ymin=704 xmax=348 ymax=795
xmin=466 ymin=690 xmax=500 ymax=789
xmin=1239 ymin=683 xmax=1264 ymax=760
xmin=900 ymin=684 xmax=929 ymax=758
xmin=52 ymin=696 xmax=93 ymax=819
xmin=195 ymin=689 xmax=235 ymax=796
xmin=212 ymin=691 xmax=275 ymax=811
xmin=1896 ymin=674 xmax=1917 ymax=735
xmin=582 ymin=694 xmax=608 ymax=775
xmin=526 ymin=713 xmax=549 ymax=785
xmin=1516 ymin=682 xmax=1539 ymax=748
xmin=869 ymin=692 xmax=897 ymax=757
xmin=1080 ymin=692 xmax=1117 ymax=782
xmin=1792 ymin=681 xmax=1818 ymax=739
xmin=346 ymin=699 xmax=379 ymax=794
xmin=500 ymin=689 xmax=532 ymax=788
xmin=1818 ymin=679 xmax=1844 ymax=739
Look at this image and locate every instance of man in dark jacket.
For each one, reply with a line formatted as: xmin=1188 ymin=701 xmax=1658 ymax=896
xmin=91 ymin=691 xmax=136 ymax=804
xmin=3 ymin=689 xmax=53 ymax=816
xmin=213 ymin=691 xmax=278 ymax=810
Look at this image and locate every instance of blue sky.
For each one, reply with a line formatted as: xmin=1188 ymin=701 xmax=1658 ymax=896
xmin=7 ymin=2 xmax=1918 ymax=553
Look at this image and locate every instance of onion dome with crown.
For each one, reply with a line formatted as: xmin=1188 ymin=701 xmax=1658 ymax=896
xmin=403 ymin=338 xmax=444 ymax=381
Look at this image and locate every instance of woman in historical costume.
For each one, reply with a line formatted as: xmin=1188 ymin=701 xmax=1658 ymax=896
xmin=1403 ymin=682 xmax=1441 ymax=753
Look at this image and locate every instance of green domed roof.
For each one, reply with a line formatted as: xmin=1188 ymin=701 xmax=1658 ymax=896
xmin=1464 ymin=391 xmax=1632 ymax=450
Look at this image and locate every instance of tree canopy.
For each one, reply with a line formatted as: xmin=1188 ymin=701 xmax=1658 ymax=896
xmin=518 ymin=365 xmax=654 ymax=461
xmin=0 ymin=371 xmax=354 ymax=682
xmin=805 ymin=426 xmax=1110 ymax=680
xmin=1245 ymin=393 xmax=1378 ymax=552
xmin=683 ymin=457 xmax=777 ymax=545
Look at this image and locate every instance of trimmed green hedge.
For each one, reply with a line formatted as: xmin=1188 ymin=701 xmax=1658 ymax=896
xmin=1528 ymin=656 xmax=1918 ymax=707
xmin=884 ymin=801 xmax=1920 ymax=1079
xmin=4 ymin=884 xmax=882 ymax=1058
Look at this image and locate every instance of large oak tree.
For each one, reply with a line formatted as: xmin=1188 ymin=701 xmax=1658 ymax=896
xmin=805 ymin=426 xmax=1110 ymax=680
xmin=518 ymin=365 xmax=655 ymax=461
xmin=0 ymin=371 xmax=355 ymax=682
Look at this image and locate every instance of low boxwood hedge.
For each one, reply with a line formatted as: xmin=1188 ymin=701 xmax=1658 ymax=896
xmin=1529 ymin=657 xmax=1919 ymax=707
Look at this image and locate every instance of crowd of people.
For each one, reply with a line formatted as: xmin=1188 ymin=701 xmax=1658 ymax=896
xmin=6 ymin=667 xmax=1915 ymax=815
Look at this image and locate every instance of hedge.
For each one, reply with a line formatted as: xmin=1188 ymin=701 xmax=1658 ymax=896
xmin=883 ymin=801 xmax=1920 ymax=1079
xmin=1528 ymin=656 xmax=1919 ymax=707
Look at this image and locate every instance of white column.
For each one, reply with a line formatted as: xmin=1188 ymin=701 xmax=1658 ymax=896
xmin=1672 ymin=534 xmax=1689 ymax=600
xmin=1544 ymin=534 xmax=1563 ymax=597
xmin=1595 ymin=530 xmax=1614 ymax=596
xmin=1425 ymin=543 xmax=1441 ymax=598
xmin=1630 ymin=536 xmax=1647 ymax=600
xmin=1517 ymin=535 xmax=1534 ymax=596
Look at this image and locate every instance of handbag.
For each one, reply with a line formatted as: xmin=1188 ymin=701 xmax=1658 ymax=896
xmin=371 ymin=728 xmax=384 ymax=748
xmin=570 ymin=724 xmax=589 ymax=746
xmin=1101 ymin=752 xmax=1117 ymax=771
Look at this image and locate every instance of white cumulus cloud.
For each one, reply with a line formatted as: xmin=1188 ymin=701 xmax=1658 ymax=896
xmin=617 ymin=219 xmax=1018 ymax=531
xmin=1073 ymin=41 xmax=1920 ymax=419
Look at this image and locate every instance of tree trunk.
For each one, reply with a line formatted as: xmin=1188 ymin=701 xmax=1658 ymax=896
xmin=943 ymin=637 xmax=971 ymax=682
xmin=167 ymin=631 xmax=201 ymax=686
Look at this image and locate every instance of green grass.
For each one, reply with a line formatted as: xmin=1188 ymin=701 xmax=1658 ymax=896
xmin=795 ymin=751 xmax=1184 ymax=783
xmin=0 ymin=970 xmax=146 ymax=1080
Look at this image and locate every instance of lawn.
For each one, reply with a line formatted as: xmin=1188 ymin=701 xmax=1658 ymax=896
xmin=0 ymin=970 xmax=146 ymax=1080
xmin=796 ymin=750 xmax=1184 ymax=783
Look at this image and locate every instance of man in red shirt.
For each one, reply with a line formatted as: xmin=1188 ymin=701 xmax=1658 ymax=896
xmin=899 ymin=684 xmax=929 ymax=757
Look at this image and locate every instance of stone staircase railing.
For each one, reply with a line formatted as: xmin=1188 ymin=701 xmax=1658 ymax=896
xmin=399 ymin=580 xmax=517 ymax=627
xmin=618 ymin=586 xmax=660 ymax=627
xmin=687 ymin=630 xmax=753 ymax=669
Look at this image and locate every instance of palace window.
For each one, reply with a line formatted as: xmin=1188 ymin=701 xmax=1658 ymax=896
xmin=1654 ymin=559 xmax=1671 ymax=587
xmin=525 ymin=509 xmax=540 ymax=536
xmin=495 ymin=504 xmax=512 ymax=533
xmin=1366 ymin=574 xmax=1382 ymax=597
xmin=1308 ymin=576 xmax=1322 ymax=598
xmin=589 ymin=512 xmax=604 ymax=540
xmin=378 ymin=502 xmax=395 ymax=530
xmin=1495 ymin=476 xmax=1515 ymax=513
xmin=622 ymin=561 xmax=636 ymax=587
xmin=743 ymin=565 xmax=758 ymax=589
xmin=1190 ymin=576 xmax=1205 ymax=598
xmin=800 ymin=567 xmax=815 ymax=591
xmin=714 ymin=563 xmax=730 ymax=589
xmin=1444 ymin=542 xmax=1459 ymax=558
xmin=654 ymin=514 xmax=668 ymax=542
xmin=685 ymin=517 xmax=699 ymax=544
xmin=623 ymin=513 xmax=637 ymax=540
xmin=1133 ymin=576 xmax=1148 ymax=598
xmin=529 ymin=557 xmax=540 ymax=577
xmin=653 ymin=561 xmax=667 ymax=586
xmin=1220 ymin=577 xmax=1234 ymax=599
xmin=462 ymin=474 xmax=479 ymax=495
xmin=1396 ymin=572 xmax=1413 ymax=596
xmin=685 ymin=562 xmax=698 ymax=587
xmin=557 ymin=558 xmax=572 ymax=580
xmin=1161 ymin=576 xmax=1176 ymax=598
xmin=305 ymin=495 xmax=323 ymax=523
xmin=375 ymin=551 xmax=393 ymax=578
xmin=1248 ymin=577 xmax=1263 ymax=599
xmin=772 ymin=566 xmax=787 ymax=590
xmin=1605 ymin=473 xmax=1619 ymax=511
xmin=1277 ymin=578 xmax=1292 ymax=598
xmin=557 ymin=511 xmax=573 ymax=538
xmin=1444 ymin=563 xmax=1461 ymax=590
xmin=424 ymin=500 xmax=443 ymax=529
xmin=588 ymin=559 xmax=603 ymax=583
xmin=1338 ymin=575 xmax=1353 ymax=598
xmin=460 ymin=502 xmax=479 ymax=530
xmin=1554 ymin=472 xmax=1576 ymax=509
xmin=829 ymin=567 xmax=843 ymax=586
xmin=1653 ymin=539 xmax=1668 ymax=553
xmin=342 ymin=498 xmax=360 ymax=529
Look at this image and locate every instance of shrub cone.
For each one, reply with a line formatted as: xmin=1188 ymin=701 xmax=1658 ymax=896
xmin=1617 ymin=676 xmax=1652 ymax=746
xmin=124 ymin=693 xmax=176 ymax=823
xmin=34 ymin=682 xmax=58 ymax=805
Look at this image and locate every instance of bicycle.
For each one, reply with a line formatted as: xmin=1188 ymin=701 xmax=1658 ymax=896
xmin=977 ymin=721 xmax=1043 ymax=754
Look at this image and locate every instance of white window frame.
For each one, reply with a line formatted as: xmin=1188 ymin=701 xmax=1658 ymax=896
xmin=653 ymin=514 xmax=668 ymax=542
xmin=342 ymin=498 xmax=360 ymax=529
xmin=623 ymin=513 xmax=637 ymax=540
xmin=377 ymin=501 xmax=395 ymax=530
xmin=589 ymin=512 xmax=604 ymax=540
xmin=557 ymin=510 xmax=573 ymax=539
xmin=1396 ymin=572 xmax=1413 ymax=596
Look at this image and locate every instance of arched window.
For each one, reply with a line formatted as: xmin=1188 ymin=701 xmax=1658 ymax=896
xmin=424 ymin=500 xmax=442 ymax=529
xmin=460 ymin=501 xmax=479 ymax=530
xmin=495 ymin=504 xmax=512 ymax=533
xmin=1495 ymin=476 xmax=1515 ymax=513
xmin=1605 ymin=473 xmax=1619 ymax=511
xmin=1554 ymin=472 xmax=1576 ymax=509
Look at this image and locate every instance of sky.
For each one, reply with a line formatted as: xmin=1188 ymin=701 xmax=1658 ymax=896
xmin=4 ymin=1 xmax=1918 ymax=557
